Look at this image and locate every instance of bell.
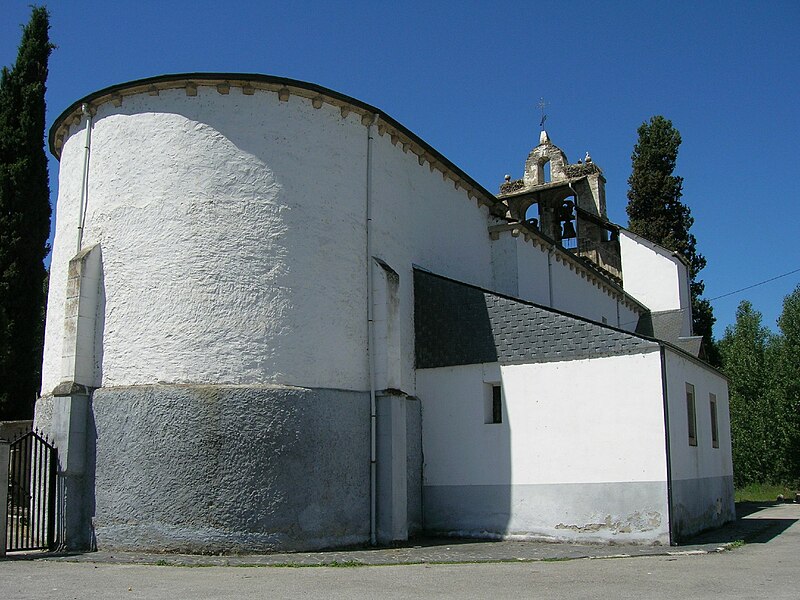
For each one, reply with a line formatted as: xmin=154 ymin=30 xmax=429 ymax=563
xmin=559 ymin=200 xmax=576 ymax=220
xmin=561 ymin=220 xmax=577 ymax=239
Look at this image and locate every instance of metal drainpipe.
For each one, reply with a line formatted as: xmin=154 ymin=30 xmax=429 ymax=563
xmin=366 ymin=112 xmax=380 ymax=546
xmin=76 ymin=104 xmax=93 ymax=253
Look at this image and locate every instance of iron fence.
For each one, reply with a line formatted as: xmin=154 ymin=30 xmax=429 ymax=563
xmin=5 ymin=430 xmax=57 ymax=552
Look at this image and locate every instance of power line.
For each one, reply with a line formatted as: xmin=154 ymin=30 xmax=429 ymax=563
xmin=708 ymin=267 xmax=800 ymax=302
xmin=614 ymin=267 xmax=799 ymax=330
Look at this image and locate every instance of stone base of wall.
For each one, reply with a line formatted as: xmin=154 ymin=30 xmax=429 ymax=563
xmin=42 ymin=384 xmax=371 ymax=553
xmin=671 ymin=475 xmax=736 ymax=541
xmin=423 ymin=480 xmax=671 ymax=545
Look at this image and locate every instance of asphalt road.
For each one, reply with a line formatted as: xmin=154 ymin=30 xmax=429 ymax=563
xmin=2 ymin=503 xmax=797 ymax=599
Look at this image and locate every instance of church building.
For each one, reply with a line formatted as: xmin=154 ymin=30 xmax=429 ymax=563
xmin=36 ymin=73 xmax=735 ymax=552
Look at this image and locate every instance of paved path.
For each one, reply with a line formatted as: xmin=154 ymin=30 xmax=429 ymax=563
xmin=1 ymin=503 xmax=798 ymax=599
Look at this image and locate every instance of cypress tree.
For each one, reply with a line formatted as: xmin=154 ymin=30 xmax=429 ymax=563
xmin=0 ymin=7 xmax=54 ymax=420
xmin=626 ymin=116 xmax=717 ymax=364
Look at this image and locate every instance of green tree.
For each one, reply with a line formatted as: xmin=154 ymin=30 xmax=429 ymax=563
xmin=0 ymin=7 xmax=54 ymax=420
xmin=719 ymin=301 xmax=772 ymax=487
xmin=626 ymin=116 xmax=717 ymax=364
xmin=773 ymin=286 xmax=800 ymax=484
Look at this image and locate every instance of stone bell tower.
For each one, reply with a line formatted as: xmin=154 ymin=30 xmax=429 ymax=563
xmin=498 ymin=131 xmax=622 ymax=281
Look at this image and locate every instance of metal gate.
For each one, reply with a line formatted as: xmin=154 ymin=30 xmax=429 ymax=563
xmin=5 ymin=430 xmax=57 ymax=552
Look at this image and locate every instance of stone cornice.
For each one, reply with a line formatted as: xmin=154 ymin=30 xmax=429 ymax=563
xmin=487 ymin=222 xmax=646 ymax=314
xmin=49 ymin=73 xmax=507 ymax=218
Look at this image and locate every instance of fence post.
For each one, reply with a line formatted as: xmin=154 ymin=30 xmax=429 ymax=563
xmin=0 ymin=438 xmax=9 ymax=557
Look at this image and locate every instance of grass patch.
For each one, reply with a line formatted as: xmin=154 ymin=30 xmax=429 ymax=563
xmin=233 ymin=560 xmax=367 ymax=569
xmin=735 ymin=483 xmax=797 ymax=502
xmin=728 ymin=540 xmax=745 ymax=549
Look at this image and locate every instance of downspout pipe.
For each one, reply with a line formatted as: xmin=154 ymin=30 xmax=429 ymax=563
xmin=76 ymin=104 xmax=93 ymax=253
xmin=366 ymin=113 xmax=380 ymax=546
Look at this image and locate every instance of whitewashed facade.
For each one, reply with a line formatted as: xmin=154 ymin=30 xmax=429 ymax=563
xmin=36 ymin=74 xmax=733 ymax=552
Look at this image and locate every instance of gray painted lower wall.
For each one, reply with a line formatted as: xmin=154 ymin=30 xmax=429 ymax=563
xmin=42 ymin=384 xmax=371 ymax=553
xmin=34 ymin=381 xmax=725 ymax=551
xmin=671 ymin=475 xmax=735 ymax=540
xmin=424 ymin=480 xmax=670 ymax=545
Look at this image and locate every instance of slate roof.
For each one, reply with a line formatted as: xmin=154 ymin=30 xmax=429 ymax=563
xmin=636 ymin=308 xmax=704 ymax=358
xmin=674 ymin=336 xmax=703 ymax=357
xmin=637 ymin=309 xmax=684 ymax=341
xmin=414 ymin=269 xmax=659 ymax=369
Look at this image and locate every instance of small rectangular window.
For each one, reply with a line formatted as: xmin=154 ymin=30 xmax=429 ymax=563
xmin=710 ymin=393 xmax=719 ymax=448
xmin=485 ymin=383 xmax=502 ymax=424
xmin=686 ymin=383 xmax=697 ymax=446
xmin=492 ymin=385 xmax=502 ymax=424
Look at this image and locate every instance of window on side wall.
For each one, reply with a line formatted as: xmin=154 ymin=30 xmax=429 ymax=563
xmin=710 ymin=393 xmax=719 ymax=448
xmin=484 ymin=383 xmax=502 ymax=424
xmin=686 ymin=383 xmax=697 ymax=446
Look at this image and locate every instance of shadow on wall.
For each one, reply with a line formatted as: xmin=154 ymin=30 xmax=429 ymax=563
xmin=85 ymin=401 xmax=97 ymax=551
xmin=414 ymin=269 xmax=512 ymax=537
xmin=85 ymin=251 xmax=103 ymax=550
xmin=38 ymin=243 xmax=105 ymax=551
xmin=80 ymin=245 xmax=103 ymax=551
xmin=94 ymin=257 xmax=105 ymax=386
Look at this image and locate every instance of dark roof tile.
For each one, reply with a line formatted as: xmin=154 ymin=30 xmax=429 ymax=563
xmin=415 ymin=269 xmax=658 ymax=368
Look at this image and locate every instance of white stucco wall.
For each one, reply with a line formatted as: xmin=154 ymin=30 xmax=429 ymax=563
xmin=663 ymin=347 xmax=735 ymax=537
xmin=490 ymin=231 xmax=641 ymax=332
xmin=43 ymin=84 xmax=495 ymax=395
xmin=418 ymin=362 xmax=510 ymax=486
xmin=419 ymin=353 xmax=667 ymax=486
xmin=44 ymin=80 xmax=656 ymax=397
xmin=619 ymin=230 xmax=692 ymax=336
xmin=514 ymin=236 xmax=551 ymax=306
xmin=618 ymin=300 xmax=641 ymax=333
xmin=664 ymin=349 xmax=732 ymax=481
xmin=43 ymin=75 xmax=738 ymax=552
xmin=417 ymin=351 xmax=671 ymax=543
xmin=368 ymin=129 xmax=494 ymax=393
xmin=490 ymin=234 xmax=524 ymax=299
xmin=548 ymin=253 xmax=622 ymax=328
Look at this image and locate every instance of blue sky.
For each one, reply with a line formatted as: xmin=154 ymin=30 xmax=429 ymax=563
xmin=3 ymin=0 xmax=798 ymax=337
